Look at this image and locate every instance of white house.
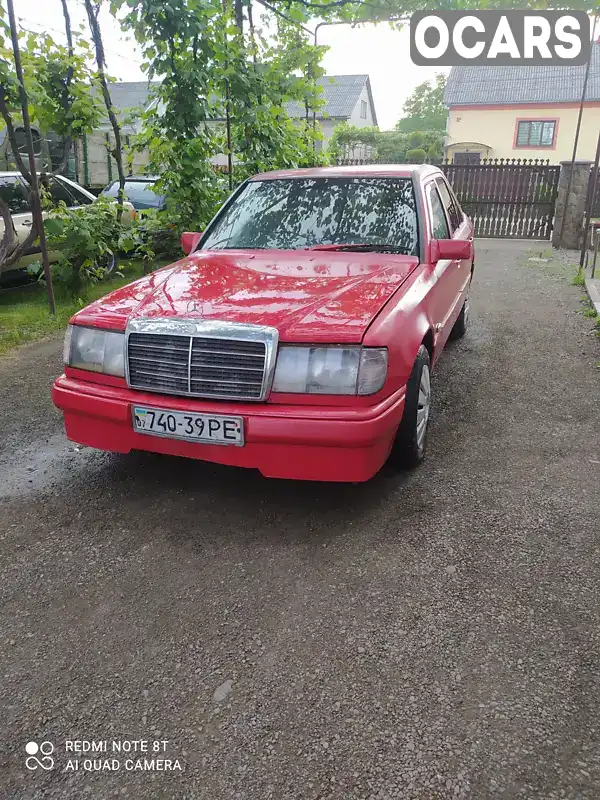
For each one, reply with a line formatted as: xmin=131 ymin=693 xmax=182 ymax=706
xmin=285 ymin=74 xmax=378 ymax=149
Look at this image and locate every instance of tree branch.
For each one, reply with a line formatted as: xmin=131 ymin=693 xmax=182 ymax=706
xmin=0 ymin=194 xmax=39 ymax=267
xmin=60 ymin=0 xmax=75 ymax=87
xmin=280 ymin=0 xmax=402 ymax=14
xmin=84 ymin=0 xmax=126 ymax=222
xmin=0 ymin=89 xmax=32 ymax=182
xmin=0 ymin=195 xmax=17 ymax=263
xmin=234 ymin=0 xmax=244 ymax=31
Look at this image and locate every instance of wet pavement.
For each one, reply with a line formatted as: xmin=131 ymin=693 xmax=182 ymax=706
xmin=1 ymin=240 xmax=600 ymax=799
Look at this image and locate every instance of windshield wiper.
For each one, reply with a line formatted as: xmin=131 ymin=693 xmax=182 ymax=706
xmin=307 ymin=243 xmax=411 ymax=254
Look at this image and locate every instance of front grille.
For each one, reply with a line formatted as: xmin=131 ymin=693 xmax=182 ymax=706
xmin=127 ymin=332 xmax=267 ymax=400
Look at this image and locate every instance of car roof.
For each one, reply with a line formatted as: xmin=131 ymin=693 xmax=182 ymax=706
xmin=0 ymin=171 xmax=84 ymax=180
xmin=250 ymin=164 xmax=442 ymax=181
xmin=0 ymin=171 xmax=92 ymax=191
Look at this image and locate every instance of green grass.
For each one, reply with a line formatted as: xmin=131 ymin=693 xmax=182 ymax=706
xmin=522 ymin=247 xmax=580 ymax=284
xmin=579 ymin=293 xmax=600 ymax=337
xmin=0 ymin=259 xmax=168 ymax=356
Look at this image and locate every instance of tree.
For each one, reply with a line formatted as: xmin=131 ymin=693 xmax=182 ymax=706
xmin=117 ymin=0 xmax=326 ymax=233
xmin=396 ymin=73 xmax=447 ymax=134
xmin=0 ymin=0 xmax=101 ymax=270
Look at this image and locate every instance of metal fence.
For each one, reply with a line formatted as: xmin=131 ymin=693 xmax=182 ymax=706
xmin=440 ymin=160 xmax=560 ymax=239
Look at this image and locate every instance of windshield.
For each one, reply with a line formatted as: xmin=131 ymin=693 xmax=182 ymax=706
xmin=102 ymin=180 xmax=165 ymax=210
xmin=200 ymin=177 xmax=419 ymax=255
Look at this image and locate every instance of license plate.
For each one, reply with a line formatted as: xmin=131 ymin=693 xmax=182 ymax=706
xmin=132 ymin=406 xmax=244 ymax=446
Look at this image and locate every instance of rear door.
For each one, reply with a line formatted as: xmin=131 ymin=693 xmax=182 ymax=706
xmin=0 ymin=175 xmax=37 ymax=274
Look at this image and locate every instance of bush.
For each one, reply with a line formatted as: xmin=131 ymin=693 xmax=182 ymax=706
xmin=119 ymin=207 xmax=180 ymax=271
xmin=329 ymin=123 xmax=444 ymax=165
xmin=406 ymin=148 xmax=427 ymax=164
xmin=407 ymin=131 xmax=425 ymax=149
xmin=30 ymin=196 xmax=125 ymax=297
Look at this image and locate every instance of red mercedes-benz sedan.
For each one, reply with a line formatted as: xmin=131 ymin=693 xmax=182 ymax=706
xmin=52 ymin=165 xmax=474 ymax=482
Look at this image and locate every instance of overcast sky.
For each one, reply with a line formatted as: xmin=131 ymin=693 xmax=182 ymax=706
xmin=15 ymin=0 xmax=447 ymax=130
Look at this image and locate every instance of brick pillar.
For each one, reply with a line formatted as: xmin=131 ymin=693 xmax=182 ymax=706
xmin=553 ymin=160 xmax=592 ymax=249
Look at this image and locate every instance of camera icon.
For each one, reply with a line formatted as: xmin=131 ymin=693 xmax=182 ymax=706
xmin=25 ymin=741 xmax=55 ymax=770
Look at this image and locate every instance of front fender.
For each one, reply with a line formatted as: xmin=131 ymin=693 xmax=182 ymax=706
xmin=363 ymin=264 xmax=435 ymax=391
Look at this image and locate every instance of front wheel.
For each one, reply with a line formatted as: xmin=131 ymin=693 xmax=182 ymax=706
xmin=450 ymin=281 xmax=471 ymax=340
xmin=388 ymin=345 xmax=431 ymax=470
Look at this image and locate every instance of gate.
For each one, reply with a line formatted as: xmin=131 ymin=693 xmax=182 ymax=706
xmin=440 ymin=159 xmax=560 ymax=239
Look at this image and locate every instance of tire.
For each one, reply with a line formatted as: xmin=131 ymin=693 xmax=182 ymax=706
xmin=95 ymin=253 xmax=117 ymax=277
xmin=450 ymin=280 xmax=471 ymax=340
xmin=389 ymin=345 xmax=431 ymax=469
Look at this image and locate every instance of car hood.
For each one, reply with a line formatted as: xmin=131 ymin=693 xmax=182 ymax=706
xmin=74 ymin=249 xmax=419 ymax=343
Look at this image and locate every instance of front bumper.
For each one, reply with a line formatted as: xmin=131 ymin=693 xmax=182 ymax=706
xmin=52 ymin=376 xmax=406 ymax=482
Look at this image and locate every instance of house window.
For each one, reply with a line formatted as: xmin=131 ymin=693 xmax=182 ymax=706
xmin=515 ymin=120 xmax=556 ymax=148
xmin=360 ymin=100 xmax=367 ymax=120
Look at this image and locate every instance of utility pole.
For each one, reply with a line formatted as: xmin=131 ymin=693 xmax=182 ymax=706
xmin=557 ymin=14 xmax=597 ymax=247
xmin=222 ymin=0 xmax=234 ymax=190
xmin=579 ymin=128 xmax=600 ymax=269
xmin=6 ymin=0 xmax=55 ymax=314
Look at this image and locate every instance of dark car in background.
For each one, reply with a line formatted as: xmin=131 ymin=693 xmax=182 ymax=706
xmin=101 ymin=176 xmax=166 ymax=211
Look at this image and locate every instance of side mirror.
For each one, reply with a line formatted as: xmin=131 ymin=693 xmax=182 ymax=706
xmin=431 ymin=238 xmax=472 ymax=262
xmin=181 ymin=231 xmax=203 ymax=255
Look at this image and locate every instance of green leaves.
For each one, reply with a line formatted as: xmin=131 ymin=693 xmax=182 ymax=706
xmin=42 ymin=196 xmax=127 ymax=296
xmin=396 ymin=74 xmax=448 ymax=133
xmin=0 ymin=10 xmax=103 ymax=143
xmin=329 ymin=121 xmax=444 ymax=164
xmin=116 ymin=0 xmax=325 ymax=232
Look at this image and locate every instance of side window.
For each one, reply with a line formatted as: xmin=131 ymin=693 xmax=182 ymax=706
xmin=436 ymin=177 xmax=462 ymax=232
xmin=0 ymin=176 xmax=31 ymax=214
xmin=46 ymin=177 xmax=77 ymax=207
xmin=428 ymin=185 xmax=450 ymax=240
xmin=101 ymin=181 xmax=119 ymax=199
xmin=61 ymin=179 xmax=93 ymax=206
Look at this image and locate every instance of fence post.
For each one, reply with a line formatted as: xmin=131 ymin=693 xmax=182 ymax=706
xmin=82 ymin=134 xmax=89 ymax=187
xmin=553 ymin=160 xmax=592 ymax=249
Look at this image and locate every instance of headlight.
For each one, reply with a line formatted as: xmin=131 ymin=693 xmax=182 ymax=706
xmin=272 ymin=346 xmax=387 ymax=395
xmin=64 ymin=325 xmax=125 ymax=377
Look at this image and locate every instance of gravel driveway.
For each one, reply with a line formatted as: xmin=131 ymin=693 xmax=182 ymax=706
xmin=1 ymin=239 xmax=600 ymax=800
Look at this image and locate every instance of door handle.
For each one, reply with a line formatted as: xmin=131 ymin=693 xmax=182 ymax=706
xmin=23 ymin=219 xmax=33 ymax=226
